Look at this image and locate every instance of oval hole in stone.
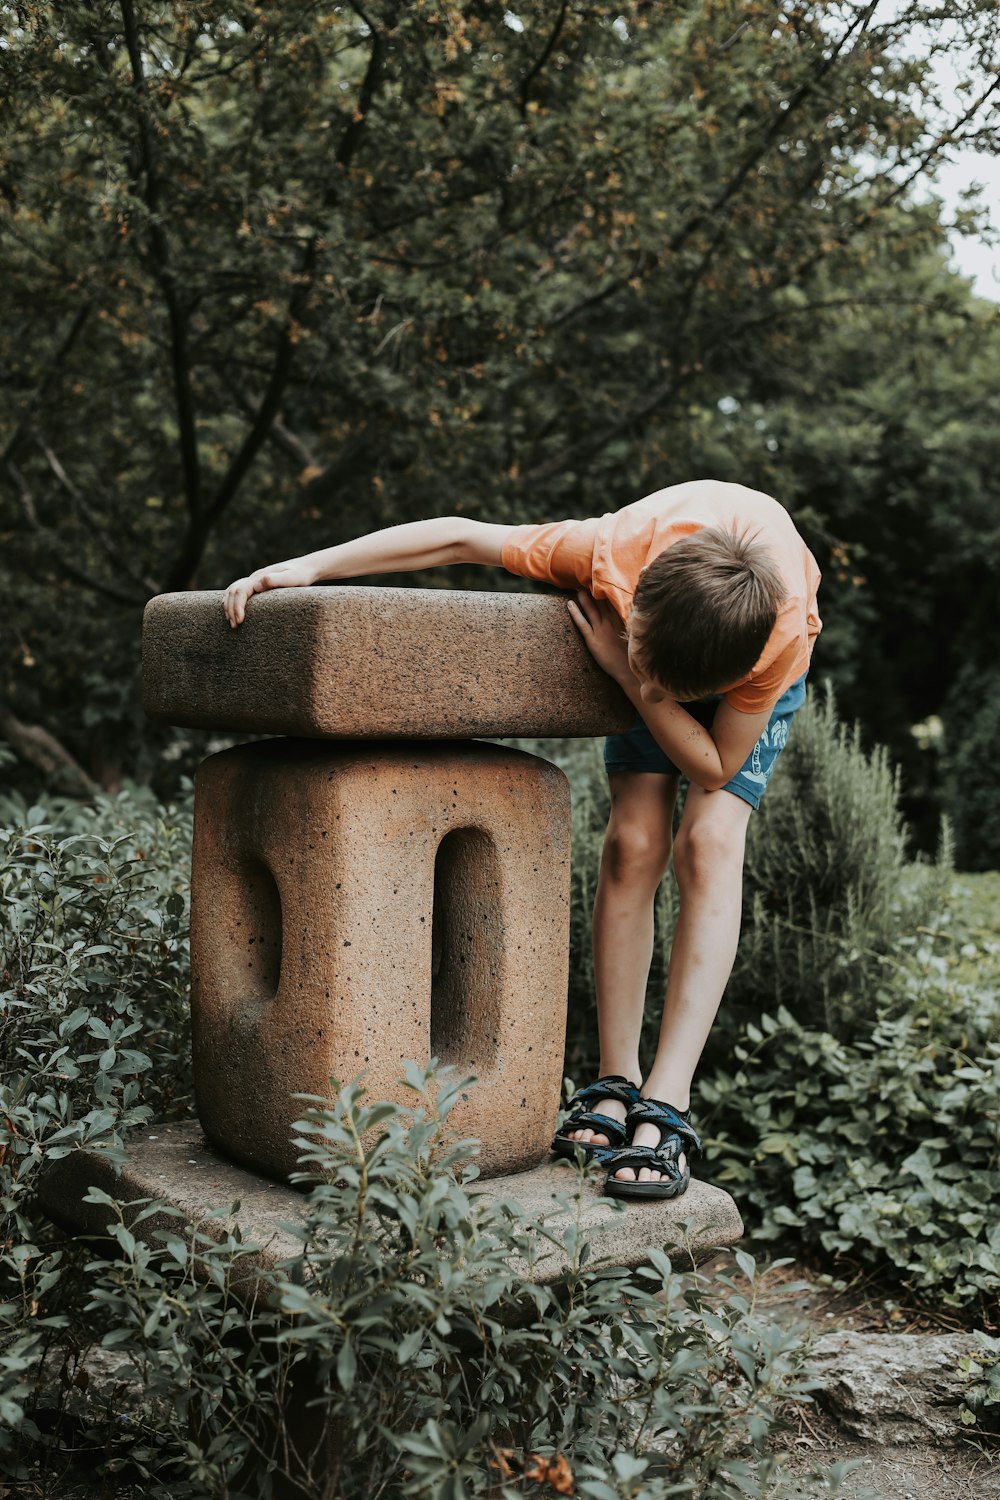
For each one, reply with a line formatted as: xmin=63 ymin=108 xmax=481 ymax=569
xmin=430 ymin=828 xmax=504 ymax=1070
xmin=239 ymin=857 xmax=282 ymax=1002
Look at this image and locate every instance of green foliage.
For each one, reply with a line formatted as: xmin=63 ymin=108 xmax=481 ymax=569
xmin=959 ymin=1332 xmax=1000 ymax=1434
xmin=700 ymin=985 xmax=1000 ymax=1311
xmin=3 ymin=1070 xmax=844 ymax=1499
xmin=0 ymin=779 xmax=194 ymax=1470
xmin=2 ymin=1 xmax=998 ymax=801
xmin=942 ymin=662 xmax=1000 ymax=872
xmin=729 ymin=685 xmax=951 ymax=1035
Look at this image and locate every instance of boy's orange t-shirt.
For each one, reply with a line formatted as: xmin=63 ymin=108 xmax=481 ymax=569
xmin=501 ymin=479 xmax=822 ymax=714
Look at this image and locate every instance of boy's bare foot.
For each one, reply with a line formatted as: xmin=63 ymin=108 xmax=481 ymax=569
xmin=564 ymin=1095 xmax=628 ymax=1149
xmin=609 ymin=1118 xmax=686 ymax=1183
xmin=551 ymin=1076 xmax=640 ymax=1159
xmin=604 ymin=1098 xmax=700 ymax=1197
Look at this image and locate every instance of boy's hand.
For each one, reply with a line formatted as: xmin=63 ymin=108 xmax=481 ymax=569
xmin=566 ymin=590 xmax=633 ymax=685
xmin=223 ymin=558 xmax=317 ymax=627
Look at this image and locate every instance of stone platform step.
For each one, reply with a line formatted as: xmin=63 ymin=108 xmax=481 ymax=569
xmin=39 ymin=1122 xmax=743 ymax=1298
xmin=142 ymin=585 xmax=633 ymax=739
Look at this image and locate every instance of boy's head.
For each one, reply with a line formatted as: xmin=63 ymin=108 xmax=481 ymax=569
xmin=628 ymin=525 xmax=786 ymax=701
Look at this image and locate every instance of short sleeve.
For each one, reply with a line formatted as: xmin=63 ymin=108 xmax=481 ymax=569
xmin=724 ymin=634 xmax=805 ymax=714
xmin=501 ymin=517 xmax=601 ymax=592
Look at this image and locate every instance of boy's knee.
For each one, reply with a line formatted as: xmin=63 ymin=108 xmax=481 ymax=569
xmin=601 ymin=819 xmax=672 ymax=885
xmin=673 ymin=814 xmax=741 ymax=888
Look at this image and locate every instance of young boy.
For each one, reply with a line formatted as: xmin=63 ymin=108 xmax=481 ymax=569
xmin=223 ymin=478 xmax=821 ymax=1201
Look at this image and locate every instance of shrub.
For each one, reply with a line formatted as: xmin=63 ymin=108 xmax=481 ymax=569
xmin=731 ymin=685 xmax=950 ymax=1036
xmin=699 ymin=969 xmax=1000 ymax=1310
xmin=942 ymin=661 xmax=1000 ymax=872
xmin=0 ymin=776 xmax=194 ymax=1474
xmin=6 ymin=1070 xmax=846 ymax=1499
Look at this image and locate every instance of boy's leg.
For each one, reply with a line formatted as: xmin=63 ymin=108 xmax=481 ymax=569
xmin=609 ymin=783 xmax=752 ymax=1183
xmin=565 ymin=770 xmax=678 ymax=1147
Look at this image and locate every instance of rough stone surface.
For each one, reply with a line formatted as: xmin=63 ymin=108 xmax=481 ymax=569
xmin=190 ymin=737 xmax=571 ymax=1181
xmin=471 ymin=1159 xmax=744 ymax=1280
xmin=142 ymin=585 xmax=634 ymax=739
xmin=808 ymin=1331 xmax=977 ymax=1444
xmin=38 ymin=1121 xmax=744 ymax=1300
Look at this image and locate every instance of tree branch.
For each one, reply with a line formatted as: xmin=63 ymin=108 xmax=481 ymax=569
xmin=0 ymin=700 xmax=101 ymax=797
xmin=5 ymin=460 xmax=146 ymax=608
xmin=159 ymin=7 xmax=394 ymax=593
xmin=666 ymin=1 xmax=879 ymax=259
xmin=36 ymin=437 xmax=160 ymax=595
xmin=518 ymin=1 xmax=569 ymax=117
xmin=119 ymin=0 xmax=202 ymax=521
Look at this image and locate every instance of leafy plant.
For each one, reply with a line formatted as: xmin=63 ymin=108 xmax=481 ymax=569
xmin=7 ymin=1068 xmax=847 ymax=1499
xmin=730 ymin=684 xmax=951 ymax=1036
xmin=700 ymin=981 xmax=1000 ymax=1310
xmin=959 ymin=1331 xmax=1000 ymax=1435
xmin=0 ymin=779 xmax=194 ymax=1478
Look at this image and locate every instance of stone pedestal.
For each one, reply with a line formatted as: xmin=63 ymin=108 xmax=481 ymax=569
xmin=191 ymin=738 xmax=570 ymax=1180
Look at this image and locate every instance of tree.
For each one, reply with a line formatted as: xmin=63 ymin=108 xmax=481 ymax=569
xmin=1 ymin=1 xmax=998 ymax=789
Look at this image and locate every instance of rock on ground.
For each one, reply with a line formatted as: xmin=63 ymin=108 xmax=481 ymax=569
xmin=807 ymin=1331 xmax=978 ymax=1445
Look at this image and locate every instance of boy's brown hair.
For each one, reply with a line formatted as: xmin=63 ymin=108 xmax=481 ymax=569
xmin=630 ymin=526 xmax=787 ymax=699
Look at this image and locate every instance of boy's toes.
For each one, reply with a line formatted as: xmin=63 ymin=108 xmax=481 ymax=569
xmin=567 ymin=1127 xmax=610 ymax=1146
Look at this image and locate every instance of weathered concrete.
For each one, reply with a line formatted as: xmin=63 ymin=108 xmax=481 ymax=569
xmin=38 ymin=1121 xmax=744 ymax=1300
xmin=190 ymin=737 xmax=571 ymax=1181
xmin=142 ymin=585 xmax=634 ymax=739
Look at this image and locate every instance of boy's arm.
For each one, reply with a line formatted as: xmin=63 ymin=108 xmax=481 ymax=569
xmin=623 ymin=694 xmax=771 ymax=791
xmin=223 ymin=518 xmax=515 ymax=627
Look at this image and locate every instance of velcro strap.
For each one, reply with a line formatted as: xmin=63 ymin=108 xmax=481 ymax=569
xmin=558 ymin=1109 xmax=627 ymax=1143
xmin=628 ymin=1099 xmax=702 ymax=1154
xmin=575 ymin=1075 xmax=639 ymax=1109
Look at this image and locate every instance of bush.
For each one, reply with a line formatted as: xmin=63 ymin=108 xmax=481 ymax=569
xmin=943 ymin=661 xmax=1000 ymax=872
xmin=0 ymin=775 xmax=194 ymax=1474
xmin=730 ymin=685 xmax=950 ymax=1035
xmin=6 ymin=1069 xmax=847 ymax=1499
xmin=699 ymin=970 xmax=1000 ymax=1310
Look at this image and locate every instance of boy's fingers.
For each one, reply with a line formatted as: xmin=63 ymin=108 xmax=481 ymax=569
xmin=566 ymin=598 xmax=591 ymax=633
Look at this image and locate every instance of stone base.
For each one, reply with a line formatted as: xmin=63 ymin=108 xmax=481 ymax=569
xmin=190 ymin=739 xmax=571 ymax=1182
xmin=39 ymin=1121 xmax=744 ymax=1298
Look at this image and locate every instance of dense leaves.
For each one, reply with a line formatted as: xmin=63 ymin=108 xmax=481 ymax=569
xmin=2 ymin=2 xmax=999 ymax=847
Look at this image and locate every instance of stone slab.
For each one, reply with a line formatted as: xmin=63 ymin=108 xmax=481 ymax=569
xmin=38 ymin=1121 xmax=744 ymax=1301
xmin=190 ymin=738 xmax=571 ymax=1181
xmin=142 ymin=585 xmax=634 ymax=739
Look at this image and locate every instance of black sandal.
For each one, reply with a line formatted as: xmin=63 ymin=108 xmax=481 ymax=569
xmin=602 ymin=1097 xmax=702 ymax=1200
xmin=551 ymin=1075 xmax=641 ymax=1162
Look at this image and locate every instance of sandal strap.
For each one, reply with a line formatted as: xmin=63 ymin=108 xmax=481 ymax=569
xmin=602 ymin=1142 xmax=686 ymax=1180
xmin=571 ymin=1074 xmax=641 ymax=1110
xmin=626 ymin=1097 xmax=702 ymax=1155
xmin=554 ymin=1108 xmax=627 ymax=1145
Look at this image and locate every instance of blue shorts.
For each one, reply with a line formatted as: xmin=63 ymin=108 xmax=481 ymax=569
xmin=603 ymin=673 xmax=808 ymax=811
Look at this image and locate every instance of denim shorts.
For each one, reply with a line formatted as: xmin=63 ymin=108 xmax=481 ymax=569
xmin=603 ymin=673 xmax=808 ymax=811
